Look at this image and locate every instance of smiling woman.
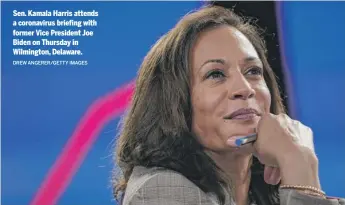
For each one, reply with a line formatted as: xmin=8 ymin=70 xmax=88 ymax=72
xmin=190 ymin=25 xmax=271 ymax=155
xmin=113 ymin=5 xmax=345 ymax=205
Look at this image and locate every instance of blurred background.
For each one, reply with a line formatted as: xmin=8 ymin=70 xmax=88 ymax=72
xmin=2 ymin=1 xmax=345 ymax=205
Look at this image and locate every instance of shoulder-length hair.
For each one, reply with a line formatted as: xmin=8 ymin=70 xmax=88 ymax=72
xmin=114 ymin=5 xmax=285 ymax=205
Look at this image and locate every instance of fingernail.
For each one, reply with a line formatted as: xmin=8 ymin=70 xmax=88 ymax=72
xmin=227 ymin=136 xmax=242 ymax=147
xmin=269 ymin=169 xmax=277 ymax=183
xmin=226 ymin=138 xmax=237 ymax=147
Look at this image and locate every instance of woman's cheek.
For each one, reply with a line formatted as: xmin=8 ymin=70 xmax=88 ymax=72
xmin=256 ymin=82 xmax=271 ymax=113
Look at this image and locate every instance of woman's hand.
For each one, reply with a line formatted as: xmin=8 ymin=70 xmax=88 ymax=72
xmin=254 ymin=113 xmax=321 ymax=188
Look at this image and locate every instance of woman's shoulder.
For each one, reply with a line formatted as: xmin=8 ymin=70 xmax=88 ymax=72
xmin=126 ymin=165 xmax=201 ymax=192
xmin=123 ymin=166 xmax=216 ymax=205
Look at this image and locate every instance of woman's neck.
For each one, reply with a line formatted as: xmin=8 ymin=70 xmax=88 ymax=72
xmin=208 ymin=151 xmax=253 ymax=205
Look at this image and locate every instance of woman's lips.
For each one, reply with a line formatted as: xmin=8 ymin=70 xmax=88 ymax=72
xmin=224 ymin=108 xmax=261 ymax=120
xmin=230 ymin=113 xmax=258 ymax=120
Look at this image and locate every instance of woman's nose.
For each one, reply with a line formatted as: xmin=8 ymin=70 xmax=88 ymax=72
xmin=229 ymin=76 xmax=256 ymax=100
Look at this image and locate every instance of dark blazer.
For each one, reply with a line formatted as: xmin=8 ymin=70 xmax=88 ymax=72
xmin=122 ymin=166 xmax=345 ymax=205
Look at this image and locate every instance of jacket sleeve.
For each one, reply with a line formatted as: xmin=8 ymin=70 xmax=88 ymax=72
xmin=280 ymin=189 xmax=345 ymax=205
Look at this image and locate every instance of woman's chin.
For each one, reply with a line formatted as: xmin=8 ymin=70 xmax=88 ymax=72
xmin=221 ymin=143 xmax=255 ymax=156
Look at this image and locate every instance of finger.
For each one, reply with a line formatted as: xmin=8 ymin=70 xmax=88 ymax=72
xmin=305 ymin=127 xmax=315 ymax=151
xmin=227 ymin=136 xmax=256 ymax=156
xmin=226 ymin=137 xmax=240 ymax=147
xmin=264 ymin=166 xmax=274 ymax=184
xmin=256 ymin=112 xmax=273 ymax=134
xmin=281 ymin=113 xmax=292 ymax=121
xmin=297 ymin=123 xmax=315 ymax=151
xmin=280 ymin=115 xmax=299 ymax=142
xmin=237 ymin=142 xmax=256 ymax=154
xmin=227 ymin=134 xmax=256 ymax=147
xmin=269 ymin=167 xmax=281 ymax=185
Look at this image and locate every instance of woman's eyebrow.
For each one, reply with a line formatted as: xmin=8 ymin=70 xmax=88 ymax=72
xmin=197 ymin=56 xmax=262 ymax=73
xmin=199 ymin=58 xmax=226 ymax=71
xmin=243 ymin=56 xmax=262 ymax=64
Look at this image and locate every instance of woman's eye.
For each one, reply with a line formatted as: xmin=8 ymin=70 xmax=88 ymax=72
xmin=205 ymin=70 xmax=225 ymax=80
xmin=246 ymin=67 xmax=263 ymax=76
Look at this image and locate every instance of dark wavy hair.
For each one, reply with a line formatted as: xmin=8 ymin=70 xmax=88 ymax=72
xmin=113 ymin=5 xmax=285 ymax=205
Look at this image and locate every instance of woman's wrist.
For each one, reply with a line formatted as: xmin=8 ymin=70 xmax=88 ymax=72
xmin=278 ymin=146 xmax=321 ymax=189
xmin=279 ymin=187 xmax=327 ymax=199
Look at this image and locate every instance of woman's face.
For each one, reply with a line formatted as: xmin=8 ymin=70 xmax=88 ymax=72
xmin=190 ymin=26 xmax=271 ymax=152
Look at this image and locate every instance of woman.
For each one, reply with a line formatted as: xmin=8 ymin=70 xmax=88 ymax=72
xmin=113 ymin=5 xmax=344 ymax=205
